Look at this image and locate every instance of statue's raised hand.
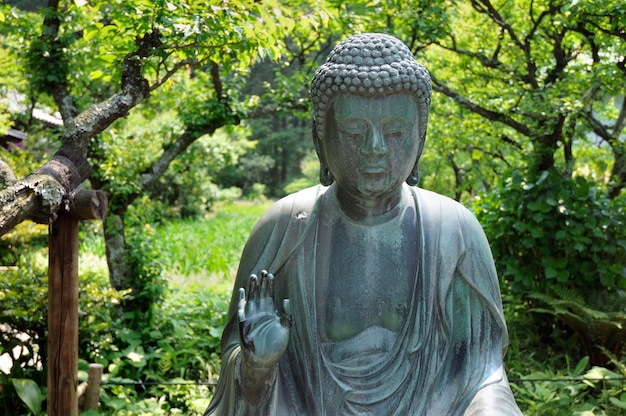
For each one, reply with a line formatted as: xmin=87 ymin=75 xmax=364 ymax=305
xmin=238 ymin=270 xmax=290 ymax=370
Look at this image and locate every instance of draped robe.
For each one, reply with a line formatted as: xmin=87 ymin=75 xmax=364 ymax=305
xmin=205 ymin=184 xmax=522 ymax=415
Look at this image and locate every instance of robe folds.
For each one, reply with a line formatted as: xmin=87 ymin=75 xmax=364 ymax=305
xmin=205 ymin=184 xmax=522 ymax=416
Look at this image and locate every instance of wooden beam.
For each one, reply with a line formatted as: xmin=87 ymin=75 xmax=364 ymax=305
xmin=48 ymin=215 xmax=79 ymax=416
xmin=68 ymin=189 xmax=107 ymax=220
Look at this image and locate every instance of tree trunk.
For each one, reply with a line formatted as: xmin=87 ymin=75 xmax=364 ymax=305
xmin=103 ymin=211 xmax=129 ymax=290
xmin=609 ymin=146 xmax=626 ymax=199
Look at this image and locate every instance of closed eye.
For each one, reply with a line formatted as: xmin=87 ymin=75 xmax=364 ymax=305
xmin=381 ymin=118 xmax=411 ymax=139
xmin=384 ymin=129 xmax=405 ymax=139
xmin=338 ymin=119 xmax=368 ymax=139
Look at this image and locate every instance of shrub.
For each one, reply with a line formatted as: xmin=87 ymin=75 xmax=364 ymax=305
xmin=0 ymin=241 xmax=123 ymax=415
xmin=0 ymin=256 xmax=47 ymax=416
xmin=95 ymin=282 xmax=230 ymax=415
xmin=475 ymin=169 xmax=626 ymax=366
xmin=475 ymin=169 xmax=626 ymax=294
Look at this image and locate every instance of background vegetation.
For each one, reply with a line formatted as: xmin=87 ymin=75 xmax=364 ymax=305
xmin=1 ymin=0 xmax=625 ymax=414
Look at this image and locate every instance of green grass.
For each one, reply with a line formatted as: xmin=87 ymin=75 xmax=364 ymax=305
xmin=156 ymin=201 xmax=272 ymax=287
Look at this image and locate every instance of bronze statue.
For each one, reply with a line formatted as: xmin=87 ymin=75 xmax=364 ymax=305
xmin=205 ymin=33 xmax=522 ymax=415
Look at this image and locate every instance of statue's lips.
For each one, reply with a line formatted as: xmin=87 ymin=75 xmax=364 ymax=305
xmin=358 ymin=164 xmax=390 ymax=174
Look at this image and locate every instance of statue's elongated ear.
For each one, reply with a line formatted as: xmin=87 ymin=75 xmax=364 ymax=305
xmin=406 ymin=130 xmax=427 ymax=186
xmin=406 ymin=162 xmax=419 ymax=186
xmin=313 ymin=122 xmax=334 ymax=186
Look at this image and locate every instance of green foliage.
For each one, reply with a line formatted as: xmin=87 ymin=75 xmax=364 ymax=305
xmin=0 ymin=221 xmax=48 ymax=266
xmin=0 ymin=200 xmax=267 ymax=414
xmin=24 ymin=31 xmax=71 ymax=95
xmin=475 ymin=169 xmax=626 ymax=294
xmin=511 ymin=356 xmax=592 ymax=415
xmin=283 ymin=149 xmax=320 ymax=194
xmin=246 ymin=117 xmax=313 ymax=197
xmin=147 ymin=126 xmax=254 ymax=218
xmin=156 ymin=201 xmax=270 ymax=279
xmin=0 ymin=229 xmax=123 ymax=415
xmin=0 ymin=254 xmax=48 ymax=378
xmin=509 ymin=358 xmax=626 ymax=415
xmin=89 ymin=109 xmax=184 ymax=205
xmin=528 ymin=289 xmax=626 ymax=366
xmin=87 ymin=280 xmax=230 ymax=415
xmin=90 ymin=201 xmax=266 ymax=413
xmin=120 ymin=220 xmax=167 ymax=329
xmin=476 ymin=169 xmax=626 ymax=368
xmin=87 ymin=200 xmax=268 ymax=413
xmin=10 ymin=378 xmax=43 ymax=416
xmin=177 ymin=73 xmax=242 ymax=137
xmin=78 ymin=256 xmax=126 ymax=363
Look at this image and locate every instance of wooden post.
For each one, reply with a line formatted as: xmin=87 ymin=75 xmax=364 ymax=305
xmin=47 ymin=189 xmax=107 ymax=416
xmin=48 ymin=215 xmax=79 ymax=416
xmin=84 ymin=363 xmax=104 ymax=410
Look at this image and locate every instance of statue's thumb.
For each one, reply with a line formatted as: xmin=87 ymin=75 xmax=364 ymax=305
xmin=281 ymin=299 xmax=292 ymax=329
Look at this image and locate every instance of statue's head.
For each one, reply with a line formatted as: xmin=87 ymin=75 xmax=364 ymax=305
xmin=310 ymin=33 xmax=432 ymax=186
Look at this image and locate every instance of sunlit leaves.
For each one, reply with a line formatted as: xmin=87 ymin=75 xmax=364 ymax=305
xmin=476 ymin=169 xmax=626 ymax=294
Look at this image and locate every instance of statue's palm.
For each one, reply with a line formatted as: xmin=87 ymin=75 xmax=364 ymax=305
xmin=238 ymin=271 xmax=290 ymax=366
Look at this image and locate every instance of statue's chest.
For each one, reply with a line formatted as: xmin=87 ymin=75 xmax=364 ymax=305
xmin=315 ymin=218 xmax=417 ymax=343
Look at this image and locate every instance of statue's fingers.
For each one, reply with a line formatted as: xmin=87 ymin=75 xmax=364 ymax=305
xmin=267 ymin=273 xmax=275 ymax=300
xmin=260 ymin=270 xmax=269 ymax=298
xmin=258 ymin=270 xmax=269 ymax=310
xmin=247 ymin=274 xmax=259 ymax=315
xmin=248 ymin=274 xmax=259 ymax=299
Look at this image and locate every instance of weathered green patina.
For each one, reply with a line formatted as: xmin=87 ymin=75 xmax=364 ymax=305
xmin=206 ymin=33 xmax=521 ymax=415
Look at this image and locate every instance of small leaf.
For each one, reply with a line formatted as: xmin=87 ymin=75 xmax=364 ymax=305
xmin=11 ymin=378 xmax=42 ymax=415
xmin=89 ymin=69 xmax=104 ymax=80
xmin=573 ymin=356 xmax=589 ymax=376
xmin=609 ymin=397 xmax=626 ymax=409
xmin=83 ymin=25 xmax=99 ymax=41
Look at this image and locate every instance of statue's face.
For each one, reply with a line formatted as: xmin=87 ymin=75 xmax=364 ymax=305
xmin=324 ymin=93 xmax=421 ymax=200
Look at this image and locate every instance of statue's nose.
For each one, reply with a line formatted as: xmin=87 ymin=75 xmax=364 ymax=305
xmin=360 ymin=127 xmax=387 ymax=156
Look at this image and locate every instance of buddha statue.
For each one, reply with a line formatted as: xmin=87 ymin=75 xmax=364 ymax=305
xmin=205 ymin=33 xmax=522 ymax=415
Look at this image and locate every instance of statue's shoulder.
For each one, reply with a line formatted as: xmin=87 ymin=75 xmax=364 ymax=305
xmin=413 ymin=187 xmax=481 ymax=230
xmin=413 ymin=187 xmax=467 ymax=213
xmin=250 ymin=185 xmax=324 ymax=237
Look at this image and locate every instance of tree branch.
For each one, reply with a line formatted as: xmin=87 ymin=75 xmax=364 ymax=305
xmin=448 ymin=155 xmax=463 ymax=202
xmin=0 ymin=29 xmax=159 ymax=234
xmin=572 ymin=23 xmax=600 ymax=63
xmin=432 ymin=40 xmax=506 ymax=70
xmin=0 ymin=154 xmax=83 ymax=235
xmin=60 ymin=30 xmax=159 ymax=154
xmin=0 ymin=177 xmax=63 ymax=235
xmin=471 ymin=0 xmax=540 ymax=88
xmin=39 ymin=0 xmax=78 ymax=126
xmin=0 ymin=158 xmax=17 ymax=190
xmin=500 ymin=134 xmax=523 ymax=150
xmin=585 ymin=110 xmax=614 ymax=144
xmin=431 ymin=75 xmax=532 ymax=136
xmin=139 ymin=130 xmax=199 ymax=191
xmin=471 ymin=0 xmax=524 ymax=50
xmin=139 ymin=62 xmax=237 ymax=191
xmin=151 ymin=58 xmax=194 ymax=92
xmin=613 ymin=94 xmax=626 ymax=137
